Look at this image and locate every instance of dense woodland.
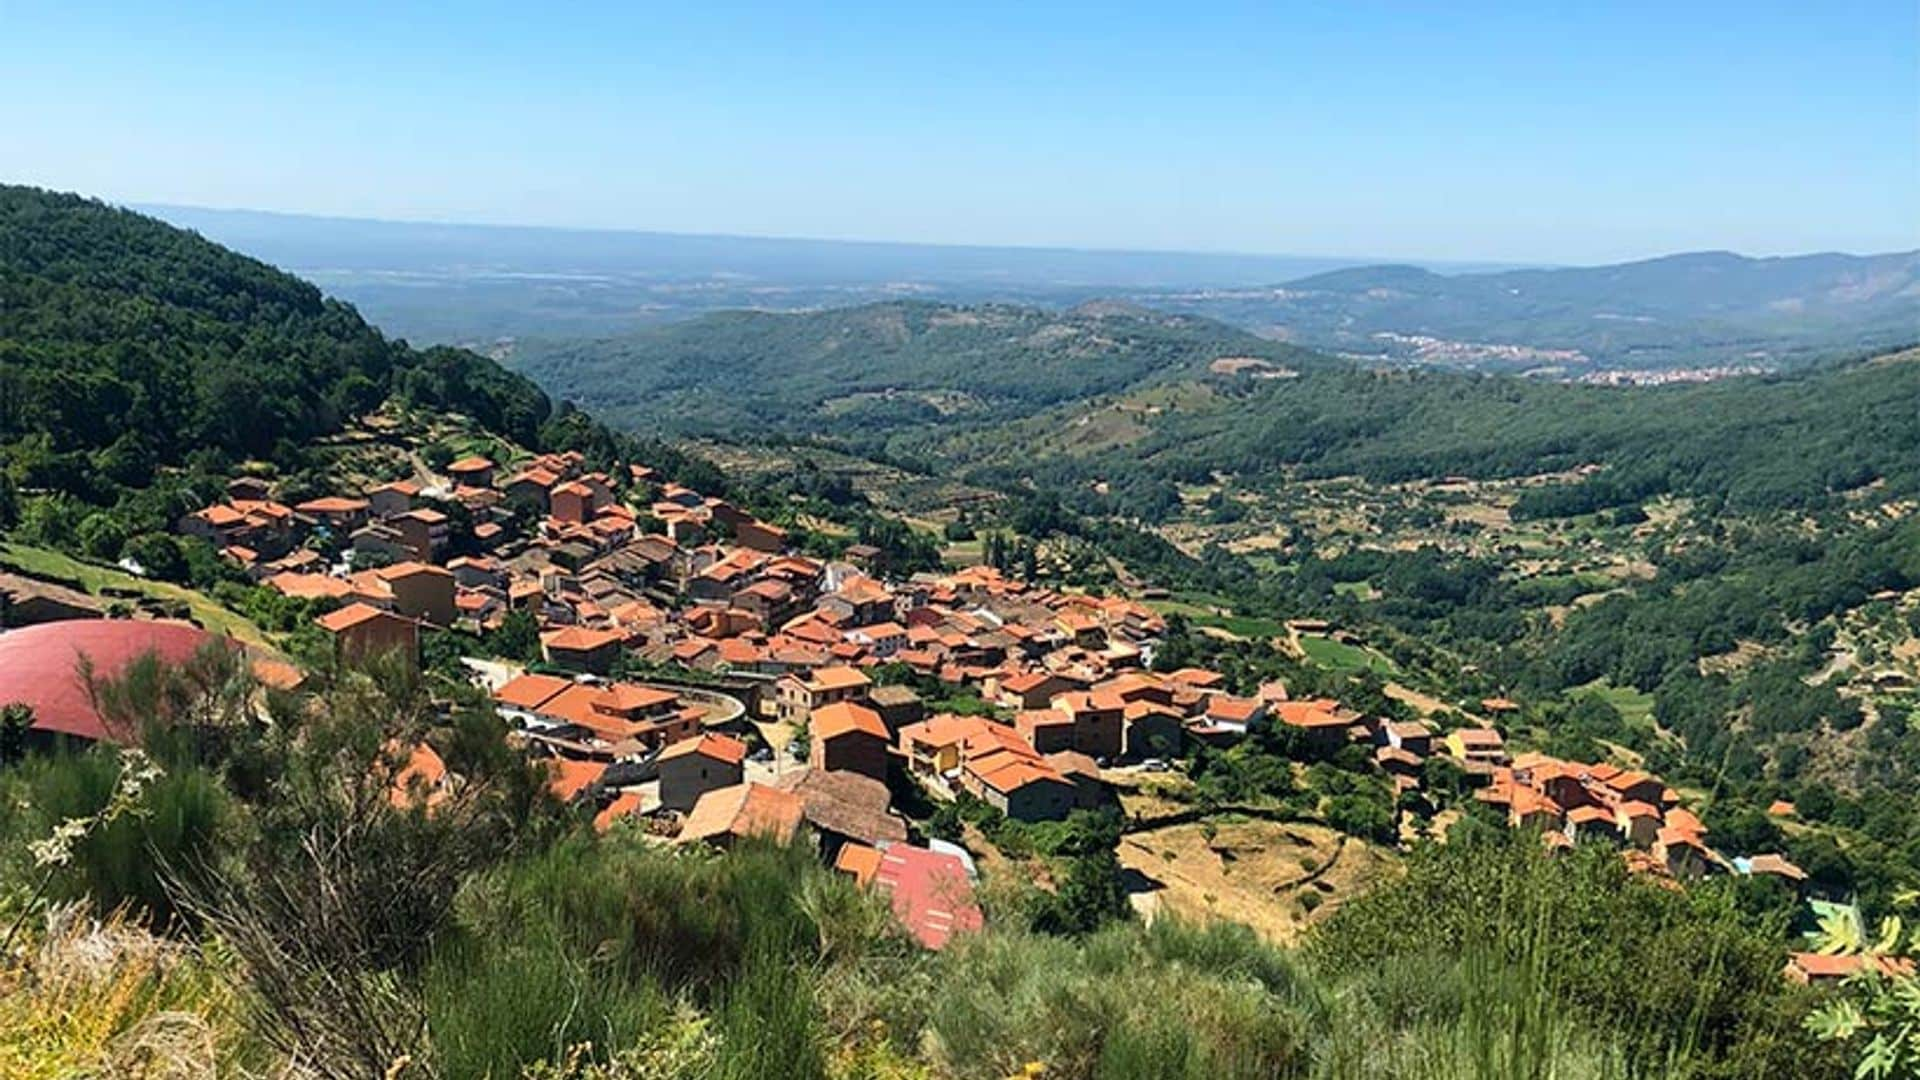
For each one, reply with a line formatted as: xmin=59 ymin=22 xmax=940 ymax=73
xmin=0 ymin=188 xmax=551 ymax=489
xmin=506 ymin=300 xmax=1326 ymax=445
xmin=956 ymin=349 xmax=1920 ymax=521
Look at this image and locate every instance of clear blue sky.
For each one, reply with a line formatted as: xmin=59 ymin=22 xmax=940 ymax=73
xmin=3 ymin=1 xmax=1914 ymax=263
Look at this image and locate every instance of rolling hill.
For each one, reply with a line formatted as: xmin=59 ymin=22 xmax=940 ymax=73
xmin=505 ymin=300 xmax=1329 ymax=447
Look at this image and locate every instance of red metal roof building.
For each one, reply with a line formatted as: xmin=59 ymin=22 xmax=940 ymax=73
xmin=873 ymin=844 xmax=984 ymax=950
xmin=0 ymin=620 xmax=224 ymax=743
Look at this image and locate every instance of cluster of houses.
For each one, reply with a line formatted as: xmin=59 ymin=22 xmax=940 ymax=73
xmin=1469 ymin=748 xmax=1818 ymax=892
xmin=169 ymin=451 xmax=1818 ymax=955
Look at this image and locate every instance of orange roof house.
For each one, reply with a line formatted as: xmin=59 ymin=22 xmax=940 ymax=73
xmin=678 ymin=782 xmax=805 ymax=847
xmin=540 ymin=625 xmax=626 ymax=674
xmin=316 ymin=603 xmax=419 ymax=670
xmin=493 ymin=672 xmax=575 ymax=713
xmin=810 ymin=700 xmax=892 ymax=781
xmin=660 ymin=731 xmax=749 ymax=767
xmin=657 ymin=732 xmax=749 ymax=812
xmin=387 ymin=741 xmax=451 ymax=809
xmin=266 ymin=572 xmax=354 ymax=601
xmin=594 ymin=791 xmax=645 ymax=832
xmin=544 ymin=757 xmax=605 ymax=802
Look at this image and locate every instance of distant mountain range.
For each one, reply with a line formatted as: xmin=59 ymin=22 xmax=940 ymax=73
xmin=1134 ymin=250 xmax=1920 ymax=371
xmin=144 ymin=203 xmax=1915 ymax=372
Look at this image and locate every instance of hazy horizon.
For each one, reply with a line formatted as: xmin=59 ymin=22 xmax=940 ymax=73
xmin=133 ymin=198 xmax=1917 ymax=271
xmin=5 ymin=4 xmax=1913 ymax=264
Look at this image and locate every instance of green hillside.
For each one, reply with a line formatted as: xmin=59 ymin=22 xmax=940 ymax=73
xmin=969 ymin=347 xmax=1920 ymax=520
xmin=0 ymin=185 xmax=551 ymax=496
xmin=506 ymin=300 xmax=1326 ymax=447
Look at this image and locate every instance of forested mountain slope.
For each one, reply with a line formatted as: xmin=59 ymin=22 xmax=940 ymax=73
xmin=502 ymin=283 xmax=1919 ymax=521
xmin=971 ymin=348 xmax=1920 ymax=520
xmin=0 ymin=186 xmax=552 ymax=493
xmin=505 ymin=300 xmax=1327 ymax=444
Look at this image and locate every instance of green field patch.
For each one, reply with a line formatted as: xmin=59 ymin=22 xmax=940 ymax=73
xmin=1578 ymin=679 xmax=1657 ymax=730
xmin=1147 ymin=594 xmax=1286 ymax=640
xmin=1298 ymin=633 xmax=1399 ymax=674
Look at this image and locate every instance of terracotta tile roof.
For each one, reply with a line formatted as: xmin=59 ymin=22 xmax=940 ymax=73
xmin=316 ymin=603 xmax=396 ymax=633
xmin=1206 ymin=696 xmax=1262 ymax=723
xmin=544 ymin=758 xmax=604 ymax=801
xmin=811 ymin=701 xmax=889 ymax=741
xmin=1665 ymin=807 xmax=1705 ymax=836
xmin=376 ymin=561 xmax=453 ymax=582
xmin=448 ymin=456 xmax=495 ymax=472
xmin=1602 ymin=769 xmax=1657 ymax=792
xmin=295 ymin=496 xmax=369 ymax=514
xmin=512 ymin=467 xmax=561 ymax=488
xmin=267 ymin=572 xmax=353 ymax=600
xmin=805 ymin=665 xmax=872 ymax=693
xmin=1510 ymin=787 xmax=1563 ymax=819
xmin=593 ymin=791 xmax=644 ymax=832
xmin=387 ymin=741 xmax=449 ymax=809
xmin=678 ymin=783 xmax=805 ymax=845
xmin=1044 ymin=750 xmax=1101 ymax=780
xmin=1657 ymin=825 xmax=1710 ymax=851
xmin=659 ymin=732 xmax=748 ymax=766
xmin=1166 ymin=667 xmax=1225 ymax=688
xmin=1276 ymin=700 xmax=1349 ymax=729
xmin=834 ymin=842 xmax=884 ymax=888
xmin=900 ymin=713 xmax=997 ymax=752
xmin=968 ymin=755 xmax=1067 ymax=795
xmin=1014 ymin=709 xmax=1072 ymax=736
xmin=494 ymin=673 xmax=574 ymax=712
xmin=1054 ymin=690 xmax=1125 ymax=713
xmin=541 ymin=625 xmax=625 ymax=652
xmin=598 ymin=683 xmax=678 ymax=713
xmin=1001 ymin=671 xmax=1060 ymax=694
xmin=776 ymin=768 xmax=906 ymax=846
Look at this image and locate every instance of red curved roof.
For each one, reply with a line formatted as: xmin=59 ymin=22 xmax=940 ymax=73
xmin=0 ymin=620 xmax=218 ymax=742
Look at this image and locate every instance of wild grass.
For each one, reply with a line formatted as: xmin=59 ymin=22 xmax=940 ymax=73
xmin=0 ymin=750 xmax=229 ymax=931
xmin=0 ymin=906 xmax=264 ymax=1079
xmin=0 ymin=668 xmax=1839 ymax=1079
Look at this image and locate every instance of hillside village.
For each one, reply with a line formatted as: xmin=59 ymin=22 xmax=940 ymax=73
xmin=3 ymin=443 xmax=1828 ymax=973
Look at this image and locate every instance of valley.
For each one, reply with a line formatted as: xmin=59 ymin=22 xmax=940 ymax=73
xmin=0 ymin=186 xmax=1912 ymax=1080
